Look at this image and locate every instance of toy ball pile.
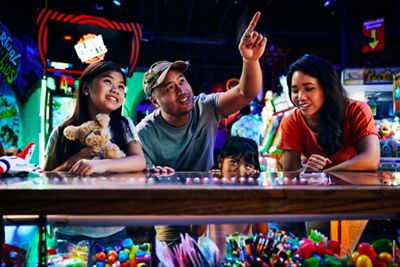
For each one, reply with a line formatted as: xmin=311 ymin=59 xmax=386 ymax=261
xmin=46 ymin=238 xmax=151 ymax=267
xmin=93 ymin=238 xmax=151 ymax=267
xmin=222 ymin=228 xmax=399 ymax=267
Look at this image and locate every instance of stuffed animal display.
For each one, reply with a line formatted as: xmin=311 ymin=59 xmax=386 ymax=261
xmin=63 ymin=113 xmax=126 ymax=159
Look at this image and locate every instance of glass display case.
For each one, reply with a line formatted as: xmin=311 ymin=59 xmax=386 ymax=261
xmin=1 ymin=171 xmax=400 ymax=266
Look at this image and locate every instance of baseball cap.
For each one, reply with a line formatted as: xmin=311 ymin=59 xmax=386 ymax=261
xmin=142 ymin=60 xmax=189 ymax=97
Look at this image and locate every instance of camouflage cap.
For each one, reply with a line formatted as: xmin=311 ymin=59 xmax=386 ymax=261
xmin=142 ymin=60 xmax=188 ymax=97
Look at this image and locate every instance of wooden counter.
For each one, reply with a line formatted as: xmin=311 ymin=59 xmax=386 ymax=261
xmin=0 ymin=171 xmax=399 ymax=223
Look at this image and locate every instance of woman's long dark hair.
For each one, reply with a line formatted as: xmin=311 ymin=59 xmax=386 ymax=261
xmin=286 ymin=54 xmax=348 ymax=155
xmin=46 ymin=60 xmax=130 ymax=170
xmin=216 ymin=136 xmax=261 ymax=171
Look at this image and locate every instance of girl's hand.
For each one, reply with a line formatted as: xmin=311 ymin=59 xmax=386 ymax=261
xmin=305 ymin=154 xmax=332 ymax=171
xmin=60 ymin=147 xmax=101 ymax=171
xmin=69 ymin=159 xmax=107 ymax=176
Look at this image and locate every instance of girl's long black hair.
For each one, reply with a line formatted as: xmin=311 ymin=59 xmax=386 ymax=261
xmin=286 ymin=54 xmax=348 ymax=155
xmin=45 ymin=61 xmax=131 ymax=170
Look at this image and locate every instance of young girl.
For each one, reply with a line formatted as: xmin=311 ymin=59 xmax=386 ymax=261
xmin=208 ymin=136 xmax=268 ymax=260
xmin=43 ymin=60 xmax=146 ymax=264
xmin=211 ymin=136 xmax=261 ymax=178
xmin=44 ymin=60 xmax=146 ymax=175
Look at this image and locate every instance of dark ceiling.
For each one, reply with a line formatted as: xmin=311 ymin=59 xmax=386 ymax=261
xmin=1 ymin=0 xmax=400 ymax=92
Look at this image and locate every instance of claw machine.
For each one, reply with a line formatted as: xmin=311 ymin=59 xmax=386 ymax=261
xmin=342 ymin=66 xmax=400 ymax=169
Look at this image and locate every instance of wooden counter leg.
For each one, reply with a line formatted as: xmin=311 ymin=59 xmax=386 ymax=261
xmin=332 ymin=220 xmax=368 ymax=256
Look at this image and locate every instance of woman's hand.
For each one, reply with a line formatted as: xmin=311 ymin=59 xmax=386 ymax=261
xmin=305 ymin=154 xmax=332 ymax=171
xmin=69 ymin=158 xmax=108 ymax=176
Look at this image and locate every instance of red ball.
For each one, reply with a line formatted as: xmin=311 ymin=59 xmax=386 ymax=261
xmin=327 ymin=240 xmax=341 ymax=254
xmin=358 ymin=242 xmax=377 ymax=260
xmin=96 ymin=252 xmax=106 ymax=261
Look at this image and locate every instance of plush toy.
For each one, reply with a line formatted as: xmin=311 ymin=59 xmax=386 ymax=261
xmin=63 ymin=113 xmax=126 ymax=159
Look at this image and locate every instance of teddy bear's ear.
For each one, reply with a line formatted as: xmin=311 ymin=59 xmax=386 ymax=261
xmin=96 ymin=113 xmax=110 ymax=128
xmin=63 ymin=126 xmax=79 ymax=141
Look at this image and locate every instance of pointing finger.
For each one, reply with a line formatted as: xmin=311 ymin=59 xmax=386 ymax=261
xmin=244 ymin=11 xmax=261 ymax=37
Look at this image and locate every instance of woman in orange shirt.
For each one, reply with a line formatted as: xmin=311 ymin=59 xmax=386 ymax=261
xmin=278 ymin=54 xmax=380 ymax=172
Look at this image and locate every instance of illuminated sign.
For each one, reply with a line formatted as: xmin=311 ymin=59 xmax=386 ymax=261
xmin=0 ymin=23 xmax=21 ymax=84
xmin=37 ymin=9 xmax=142 ymax=77
xmin=362 ymin=17 xmax=385 ymax=53
xmin=74 ymin=34 xmax=108 ymax=63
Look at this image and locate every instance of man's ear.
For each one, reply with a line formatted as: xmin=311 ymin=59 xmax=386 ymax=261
xmin=149 ymin=96 xmax=160 ymax=108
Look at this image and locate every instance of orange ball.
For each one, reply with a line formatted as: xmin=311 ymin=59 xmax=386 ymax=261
xmin=378 ymin=252 xmax=393 ymax=264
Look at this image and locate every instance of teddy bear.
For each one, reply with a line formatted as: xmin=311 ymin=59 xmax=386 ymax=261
xmin=63 ymin=113 xmax=126 ymax=159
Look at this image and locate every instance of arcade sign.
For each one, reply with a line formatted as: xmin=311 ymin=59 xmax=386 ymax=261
xmin=37 ymin=9 xmax=142 ymax=77
xmin=0 ymin=22 xmax=21 ymax=84
xmin=74 ymin=33 xmax=108 ymax=63
xmin=362 ymin=17 xmax=385 ymax=53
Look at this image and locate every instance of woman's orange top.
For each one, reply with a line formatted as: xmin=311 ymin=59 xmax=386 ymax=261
xmin=277 ymin=99 xmax=379 ymax=168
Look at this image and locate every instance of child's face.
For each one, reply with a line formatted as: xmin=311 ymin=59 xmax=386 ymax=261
xmin=220 ymin=156 xmax=256 ymax=178
xmin=86 ymin=70 xmax=126 ymax=115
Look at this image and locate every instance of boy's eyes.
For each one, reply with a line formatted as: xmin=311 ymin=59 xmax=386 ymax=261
xmin=228 ymin=159 xmax=255 ymax=169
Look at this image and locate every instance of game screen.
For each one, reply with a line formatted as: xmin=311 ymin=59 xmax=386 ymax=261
xmin=49 ymin=95 xmax=75 ymax=133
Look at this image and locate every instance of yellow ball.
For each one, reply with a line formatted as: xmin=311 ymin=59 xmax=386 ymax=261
xmin=352 ymin=252 xmax=360 ymax=263
xmin=356 ymin=255 xmax=373 ymax=267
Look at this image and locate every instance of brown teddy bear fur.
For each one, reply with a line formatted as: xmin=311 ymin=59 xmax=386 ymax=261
xmin=63 ymin=113 xmax=126 ymax=159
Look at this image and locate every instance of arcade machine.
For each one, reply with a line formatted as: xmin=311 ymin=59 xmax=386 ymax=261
xmin=0 ymin=20 xmax=47 ymax=267
xmin=341 ymin=67 xmax=400 ymax=170
xmin=259 ymin=76 xmax=294 ymax=171
xmin=1 ymin=9 xmax=143 ymax=267
xmin=36 ymin=8 xmax=142 ymax=165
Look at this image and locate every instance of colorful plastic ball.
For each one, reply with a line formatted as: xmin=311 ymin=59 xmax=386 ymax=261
xmin=123 ymin=238 xmax=134 ymax=250
xmin=378 ymin=252 xmax=393 ymax=264
xmin=358 ymin=243 xmax=377 ymax=260
xmin=352 ymin=252 xmax=360 ymax=263
xmin=356 ymin=255 xmax=373 ymax=267
xmin=118 ymin=250 xmax=129 ymax=262
xmin=107 ymin=254 xmax=117 ymax=265
xmin=97 ymin=252 xmax=106 ymax=261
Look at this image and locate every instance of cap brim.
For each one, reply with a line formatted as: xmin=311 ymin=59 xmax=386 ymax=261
xmin=156 ymin=61 xmax=188 ymax=86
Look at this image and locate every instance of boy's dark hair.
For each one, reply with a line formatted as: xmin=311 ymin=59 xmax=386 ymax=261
xmin=286 ymin=54 xmax=348 ymax=155
xmin=217 ymin=136 xmax=261 ymax=171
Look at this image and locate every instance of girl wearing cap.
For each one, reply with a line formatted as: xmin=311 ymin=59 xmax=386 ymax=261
xmin=277 ymin=54 xmax=380 ymax=172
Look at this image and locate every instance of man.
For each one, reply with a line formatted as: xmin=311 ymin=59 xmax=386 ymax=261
xmin=136 ymin=11 xmax=266 ymax=172
xmin=136 ymin=11 xmax=267 ymax=247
